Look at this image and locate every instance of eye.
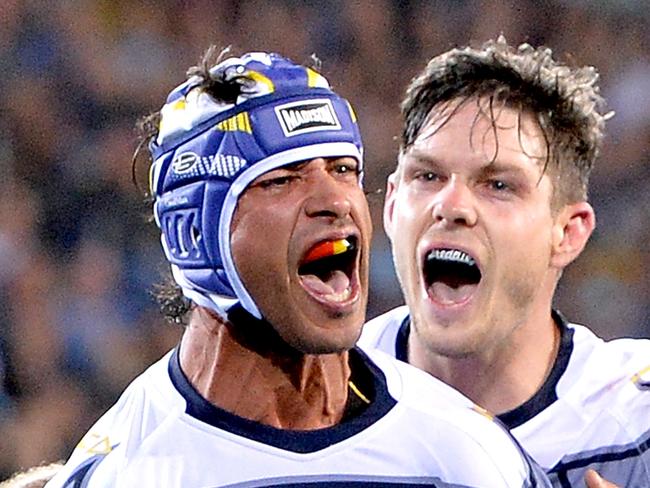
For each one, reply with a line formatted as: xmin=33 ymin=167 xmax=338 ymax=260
xmin=488 ymin=179 xmax=510 ymax=191
xmin=333 ymin=160 xmax=359 ymax=175
xmin=258 ymin=175 xmax=296 ymax=188
xmin=417 ymin=171 xmax=440 ymax=182
xmin=252 ymin=171 xmax=299 ymax=190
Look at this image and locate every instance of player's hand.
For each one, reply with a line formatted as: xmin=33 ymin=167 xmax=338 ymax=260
xmin=584 ymin=469 xmax=620 ymax=488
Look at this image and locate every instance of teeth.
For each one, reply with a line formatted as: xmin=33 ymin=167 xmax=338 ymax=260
xmin=327 ymin=287 xmax=352 ymax=302
xmin=428 ymin=249 xmax=475 ymax=266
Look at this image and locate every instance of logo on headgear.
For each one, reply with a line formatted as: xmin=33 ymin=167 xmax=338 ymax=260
xmin=173 ymin=152 xmax=199 ymax=174
xmin=275 ymin=98 xmax=341 ymax=137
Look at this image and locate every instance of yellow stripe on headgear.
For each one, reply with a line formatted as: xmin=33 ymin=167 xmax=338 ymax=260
xmin=247 ymin=70 xmax=275 ymax=93
xmin=306 ymin=67 xmax=326 ymax=88
xmin=345 ymin=100 xmax=357 ymax=123
xmin=158 ymin=98 xmax=188 ymax=135
xmin=216 ymin=112 xmax=252 ymax=133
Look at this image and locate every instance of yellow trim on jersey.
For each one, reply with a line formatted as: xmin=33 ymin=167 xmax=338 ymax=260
xmin=216 ymin=112 xmax=252 ymax=133
xmin=349 ymin=380 xmax=370 ymax=404
xmin=247 ymin=70 xmax=275 ymax=93
xmin=76 ymin=432 xmax=113 ymax=455
xmin=471 ymin=405 xmax=495 ymax=421
xmin=632 ymin=364 xmax=650 ymax=384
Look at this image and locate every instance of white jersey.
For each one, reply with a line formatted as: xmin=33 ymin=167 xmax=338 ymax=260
xmin=359 ymin=306 xmax=650 ymax=487
xmin=45 ymin=347 xmax=550 ymax=488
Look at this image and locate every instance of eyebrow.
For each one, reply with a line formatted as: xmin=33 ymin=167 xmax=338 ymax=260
xmin=403 ymin=149 xmax=537 ymax=177
xmin=401 ymin=150 xmax=442 ymax=167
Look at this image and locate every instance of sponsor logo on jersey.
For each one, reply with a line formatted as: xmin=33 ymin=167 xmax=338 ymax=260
xmin=275 ymin=99 xmax=341 ymax=137
xmin=172 ymin=152 xmax=247 ymax=178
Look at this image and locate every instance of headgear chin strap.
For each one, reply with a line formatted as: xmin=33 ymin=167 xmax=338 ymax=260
xmin=150 ymin=52 xmax=364 ymax=319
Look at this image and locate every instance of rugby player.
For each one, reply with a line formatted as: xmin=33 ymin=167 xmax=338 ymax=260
xmin=359 ymin=37 xmax=648 ymax=487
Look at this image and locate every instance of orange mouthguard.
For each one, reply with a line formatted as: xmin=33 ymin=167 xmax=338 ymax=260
xmin=303 ymin=238 xmax=353 ymax=264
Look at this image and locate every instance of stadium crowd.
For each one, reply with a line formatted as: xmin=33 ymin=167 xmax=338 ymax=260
xmin=0 ymin=0 xmax=647 ymax=478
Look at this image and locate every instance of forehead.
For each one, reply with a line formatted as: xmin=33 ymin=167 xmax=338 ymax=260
xmin=406 ymin=98 xmax=547 ymax=169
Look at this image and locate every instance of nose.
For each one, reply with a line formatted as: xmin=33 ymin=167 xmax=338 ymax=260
xmin=432 ymin=178 xmax=477 ymax=227
xmin=304 ymin=170 xmax=352 ymax=220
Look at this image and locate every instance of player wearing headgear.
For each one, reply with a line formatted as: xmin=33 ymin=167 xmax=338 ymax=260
xmin=44 ymin=48 xmax=551 ymax=488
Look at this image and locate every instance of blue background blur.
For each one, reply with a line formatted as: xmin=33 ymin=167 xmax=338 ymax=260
xmin=0 ymin=0 xmax=647 ymax=475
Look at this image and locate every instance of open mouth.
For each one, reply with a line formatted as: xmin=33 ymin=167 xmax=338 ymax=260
xmin=298 ymin=236 xmax=359 ymax=304
xmin=424 ymin=248 xmax=482 ymax=304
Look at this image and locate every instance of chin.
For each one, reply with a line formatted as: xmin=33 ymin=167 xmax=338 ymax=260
xmin=289 ymin=328 xmax=360 ymax=355
xmin=421 ymin=327 xmax=484 ymax=359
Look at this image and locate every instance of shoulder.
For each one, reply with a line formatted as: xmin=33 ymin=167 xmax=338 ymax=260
xmin=517 ymin=324 xmax=650 ymax=484
xmin=45 ymin=351 xmax=179 ymax=488
xmin=358 ymin=306 xmax=409 ymax=353
xmin=561 ymin=323 xmax=650 ymax=398
xmin=564 ymin=323 xmax=650 ymax=422
xmin=364 ymin=349 xmax=549 ymax=487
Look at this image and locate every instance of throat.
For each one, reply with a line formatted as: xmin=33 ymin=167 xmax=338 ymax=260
xmin=181 ymin=307 xmax=356 ymax=430
xmin=260 ymin=353 xmax=354 ymax=429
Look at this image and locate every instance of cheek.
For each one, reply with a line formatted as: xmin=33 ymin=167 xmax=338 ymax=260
xmin=494 ymin=212 xmax=555 ymax=273
xmin=389 ymin=205 xmax=423 ymax=283
xmin=230 ymin=211 xmax=287 ymax=287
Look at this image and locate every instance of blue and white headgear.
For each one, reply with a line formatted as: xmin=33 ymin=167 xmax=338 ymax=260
xmin=150 ymin=52 xmax=364 ymax=319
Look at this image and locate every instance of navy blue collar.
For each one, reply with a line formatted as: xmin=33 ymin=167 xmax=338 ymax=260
xmin=168 ymin=346 xmax=397 ymax=453
xmin=396 ymin=310 xmax=574 ymax=429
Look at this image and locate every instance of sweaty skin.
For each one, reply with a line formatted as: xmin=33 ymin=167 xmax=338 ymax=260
xmin=180 ymin=307 xmax=351 ymax=429
xmin=385 ymin=98 xmax=594 ymax=415
xmin=180 ymin=156 xmax=372 ymax=430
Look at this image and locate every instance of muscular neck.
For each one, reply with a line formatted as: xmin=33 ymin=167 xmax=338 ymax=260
xmin=409 ymin=310 xmax=560 ymax=416
xmin=179 ymin=306 xmax=352 ymax=430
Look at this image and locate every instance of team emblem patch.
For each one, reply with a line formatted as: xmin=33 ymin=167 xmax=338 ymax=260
xmin=275 ymin=99 xmax=341 ymax=137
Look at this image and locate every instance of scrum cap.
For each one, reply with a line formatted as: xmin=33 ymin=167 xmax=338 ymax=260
xmin=150 ymin=52 xmax=363 ymax=319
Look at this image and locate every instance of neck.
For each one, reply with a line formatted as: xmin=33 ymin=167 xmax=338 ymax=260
xmin=179 ymin=306 xmax=352 ymax=430
xmin=410 ymin=310 xmax=560 ymax=415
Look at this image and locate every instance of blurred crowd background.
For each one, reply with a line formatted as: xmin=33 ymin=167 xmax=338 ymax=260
xmin=0 ymin=0 xmax=648 ymax=477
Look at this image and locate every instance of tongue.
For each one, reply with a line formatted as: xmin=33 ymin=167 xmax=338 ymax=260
xmin=301 ymin=270 xmax=350 ymax=296
xmin=429 ymin=281 xmax=475 ymax=304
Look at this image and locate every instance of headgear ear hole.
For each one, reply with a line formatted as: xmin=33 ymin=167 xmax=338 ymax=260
xmin=191 ymin=224 xmax=202 ymax=248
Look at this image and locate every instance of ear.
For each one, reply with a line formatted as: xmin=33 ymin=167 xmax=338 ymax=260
xmin=550 ymin=201 xmax=595 ymax=269
xmin=383 ymin=172 xmax=398 ymax=241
